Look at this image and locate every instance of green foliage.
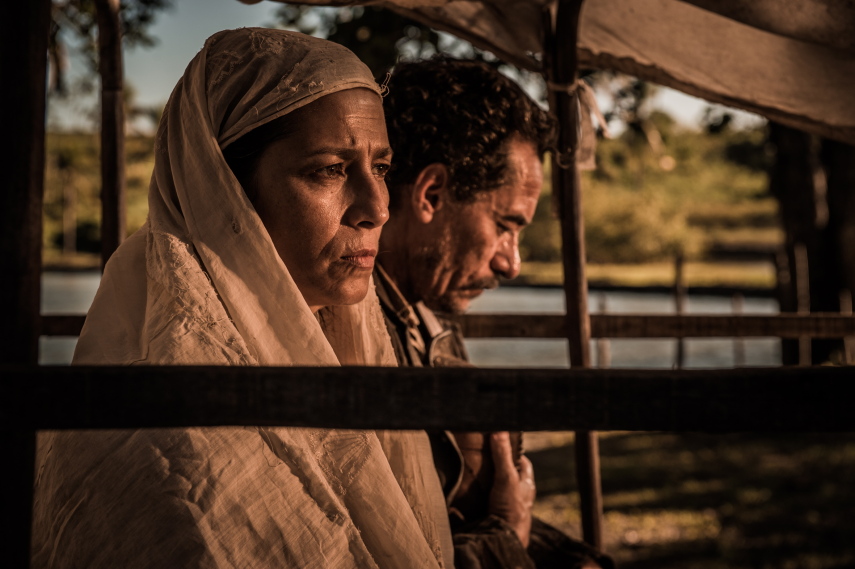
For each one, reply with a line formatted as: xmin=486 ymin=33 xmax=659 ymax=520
xmin=584 ymin=186 xmax=700 ymax=263
xmin=275 ymin=6 xmax=442 ymax=77
xmin=50 ymin=0 xmax=173 ymax=94
xmin=43 ymin=133 xmax=154 ymax=262
xmin=519 ymin=121 xmax=776 ymax=265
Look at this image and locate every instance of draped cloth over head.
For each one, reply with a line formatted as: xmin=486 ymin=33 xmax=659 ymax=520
xmin=32 ymin=28 xmax=453 ymax=569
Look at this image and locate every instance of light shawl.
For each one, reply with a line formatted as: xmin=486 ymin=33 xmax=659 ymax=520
xmin=32 ymin=28 xmax=452 ymax=569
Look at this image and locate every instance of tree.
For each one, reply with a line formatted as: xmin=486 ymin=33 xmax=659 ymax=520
xmin=767 ymin=123 xmax=855 ymax=364
xmin=49 ymin=0 xmax=172 ymax=95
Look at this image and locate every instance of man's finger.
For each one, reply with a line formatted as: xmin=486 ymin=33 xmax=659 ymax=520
xmin=518 ymin=456 xmax=536 ymax=504
xmin=490 ymin=432 xmax=518 ymax=482
xmin=519 ymin=455 xmax=534 ymax=483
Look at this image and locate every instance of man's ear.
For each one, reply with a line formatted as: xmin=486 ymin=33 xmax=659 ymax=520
xmin=410 ymin=163 xmax=451 ymax=224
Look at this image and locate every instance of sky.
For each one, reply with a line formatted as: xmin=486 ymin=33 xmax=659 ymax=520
xmin=49 ymin=0 xmax=762 ymax=132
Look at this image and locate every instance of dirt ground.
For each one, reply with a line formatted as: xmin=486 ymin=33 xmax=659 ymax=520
xmin=525 ymin=431 xmax=855 ymax=569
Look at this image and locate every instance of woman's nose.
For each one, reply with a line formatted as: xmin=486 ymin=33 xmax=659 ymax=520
xmin=490 ymin=236 xmax=521 ymax=280
xmin=346 ymin=170 xmax=390 ymax=229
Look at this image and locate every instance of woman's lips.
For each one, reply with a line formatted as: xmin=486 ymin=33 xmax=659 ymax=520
xmin=340 ymin=249 xmax=377 ymax=269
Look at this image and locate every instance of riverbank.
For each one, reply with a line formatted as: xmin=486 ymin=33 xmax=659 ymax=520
xmin=519 ymin=260 xmax=776 ymax=289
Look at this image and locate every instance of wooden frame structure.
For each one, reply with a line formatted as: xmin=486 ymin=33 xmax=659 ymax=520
xmin=3 ymin=1 xmax=854 ymax=568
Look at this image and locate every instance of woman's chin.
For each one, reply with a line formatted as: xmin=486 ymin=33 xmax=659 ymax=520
xmin=310 ymin=278 xmax=372 ymax=310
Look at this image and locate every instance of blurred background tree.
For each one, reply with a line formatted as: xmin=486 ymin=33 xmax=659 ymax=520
xmin=48 ymin=0 xmax=171 ymax=132
xmin=276 ymin=5 xmax=439 ymax=77
xmin=49 ymin=0 xmax=173 ymax=95
xmin=44 ymin=0 xmax=170 ymax=265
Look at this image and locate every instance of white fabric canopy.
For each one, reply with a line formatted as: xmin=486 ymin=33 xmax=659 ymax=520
xmin=253 ymin=0 xmax=855 ymax=143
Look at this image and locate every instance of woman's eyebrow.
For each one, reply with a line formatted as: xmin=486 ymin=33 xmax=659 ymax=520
xmin=301 ymin=146 xmax=393 ymax=159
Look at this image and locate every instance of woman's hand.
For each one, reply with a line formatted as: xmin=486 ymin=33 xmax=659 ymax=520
xmin=487 ymin=432 xmax=535 ymax=547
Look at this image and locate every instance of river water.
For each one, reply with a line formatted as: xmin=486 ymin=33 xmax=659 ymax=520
xmin=41 ymin=271 xmax=781 ymax=367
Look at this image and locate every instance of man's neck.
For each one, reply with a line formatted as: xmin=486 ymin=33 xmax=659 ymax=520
xmin=378 ymin=220 xmax=420 ymax=306
xmin=375 ymin=255 xmax=416 ymax=306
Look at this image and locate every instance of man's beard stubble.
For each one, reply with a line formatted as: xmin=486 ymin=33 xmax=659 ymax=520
xmin=414 ymin=246 xmax=499 ymax=314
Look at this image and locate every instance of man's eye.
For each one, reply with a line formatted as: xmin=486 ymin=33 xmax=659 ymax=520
xmin=497 ymin=222 xmax=511 ymax=235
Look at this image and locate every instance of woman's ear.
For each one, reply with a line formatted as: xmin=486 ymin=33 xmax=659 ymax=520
xmin=410 ymin=163 xmax=450 ymax=224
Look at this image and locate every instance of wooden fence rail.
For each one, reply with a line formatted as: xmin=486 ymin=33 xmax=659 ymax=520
xmin=41 ymin=313 xmax=855 ymax=339
xmin=460 ymin=313 xmax=855 ymax=339
xmin=3 ymin=365 xmax=854 ymax=432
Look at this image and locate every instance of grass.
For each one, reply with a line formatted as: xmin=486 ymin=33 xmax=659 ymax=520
xmin=520 ymin=261 xmax=777 ymax=288
xmin=524 ymin=431 xmax=855 ymax=568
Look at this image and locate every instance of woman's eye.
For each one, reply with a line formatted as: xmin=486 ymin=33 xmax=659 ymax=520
xmin=316 ymin=164 xmax=345 ymax=179
xmin=373 ymin=163 xmax=391 ymax=178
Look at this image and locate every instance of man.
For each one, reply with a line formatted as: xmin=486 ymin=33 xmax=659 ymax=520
xmin=377 ymin=57 xmax=613 ymax=569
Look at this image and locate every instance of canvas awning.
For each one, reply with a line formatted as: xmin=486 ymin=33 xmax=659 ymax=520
xmin=247 ymin=0 xmax=855 ymax=143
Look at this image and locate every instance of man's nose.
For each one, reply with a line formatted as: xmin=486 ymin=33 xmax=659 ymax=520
xmin=490 ymin=236 xmax=521 ymax=280
xmin=347 ymin=171 xmax=390 ymax=229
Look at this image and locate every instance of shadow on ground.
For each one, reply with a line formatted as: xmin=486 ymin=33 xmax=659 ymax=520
xmin=528 ymin=432 xmax=855 ymax=569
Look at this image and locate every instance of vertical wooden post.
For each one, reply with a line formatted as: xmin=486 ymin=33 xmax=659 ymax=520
xmin=732 ymin=293 xmax=746 ymax=367
xmin=674 ymin=253 xmax=686 ymax=368
xmin=0 ymin=2 xmax=51 ymax=566
xmin=840 ymin=290 xmax=854 ymax=364
xmin=96 ymin=0 xmax=126 ymax=267
xmin=544 ymin=0 xmax=604 ymax=550
xmin=596 ymin=294 xmax=610 ymax=369
xmin=794 ymin=242 xmax=811 ymax=365
xmin=0 ymin=0 xmax=49 ymax=364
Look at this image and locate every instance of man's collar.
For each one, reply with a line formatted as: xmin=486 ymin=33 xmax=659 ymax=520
xmin=375 ymin=263 xmax=422 ymax=330
xmin=375 ymin=263 xmax=446 ymax=339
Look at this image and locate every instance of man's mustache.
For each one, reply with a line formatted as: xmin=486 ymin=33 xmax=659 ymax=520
xmin=460 ymin=277 xmax=500 ymax=291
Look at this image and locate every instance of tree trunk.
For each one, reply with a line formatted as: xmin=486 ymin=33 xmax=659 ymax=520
xmin=63 ymin=172 xmax=77 ymax=254
xmin=768 ymin=123 xmax=818 ymax=364
xmin=768 ymin=123 xmax=855 ymax=364
xmin=95 ymin=0 xmax=126 ymax=267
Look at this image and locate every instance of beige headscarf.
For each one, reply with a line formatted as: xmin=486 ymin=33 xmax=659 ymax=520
xmin=32 ymin=28 xmax=453 ymax=569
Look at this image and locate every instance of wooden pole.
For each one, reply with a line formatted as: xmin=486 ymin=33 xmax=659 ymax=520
xmin=732 ymin=293 xmax=746 ymax=366
xmin=95 ymin=0 xmax=126 ymax=268
xmin=596 ymin=295 xmax=610 ymax=368
xmin=674 ymin=253 xmax=686 ymax=368
xmin=795 ymin=242 xmax=811 ymax=365
xmin=840 ymin=290 xmax=854 ymax=364
xmin=0 ymin=2 xmax=50 ymax=566
xmin=544 ymin=0 xmax=604 ymax=550
xmin=0 ymin=0 xmax=49 ymax=364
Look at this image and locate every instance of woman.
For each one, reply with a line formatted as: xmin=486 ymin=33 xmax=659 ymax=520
xmin=32 ymin=28 xmax=453 ymax=569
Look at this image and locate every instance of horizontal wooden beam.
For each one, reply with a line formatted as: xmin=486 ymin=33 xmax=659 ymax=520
xmin=460 ymin=313 xmax=855 ymax=339
xmin=40 ymin=314 xmax=86 ymax=336
xmin=42 ymin=313 xmax=855 ymax=339
xmin=3 ymin=365 xmax=854 ymax=431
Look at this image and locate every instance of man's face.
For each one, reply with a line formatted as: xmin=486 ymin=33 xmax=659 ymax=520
xmin=413 ymin=137 xmax=542 ymax=314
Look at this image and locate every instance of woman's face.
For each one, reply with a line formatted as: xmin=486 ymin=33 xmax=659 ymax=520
xmin=250 ymin=88 xmax=391 ymax=312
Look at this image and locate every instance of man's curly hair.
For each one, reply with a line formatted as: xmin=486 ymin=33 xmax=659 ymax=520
xmin=383 ymin=56 xmax=556 ymax=209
